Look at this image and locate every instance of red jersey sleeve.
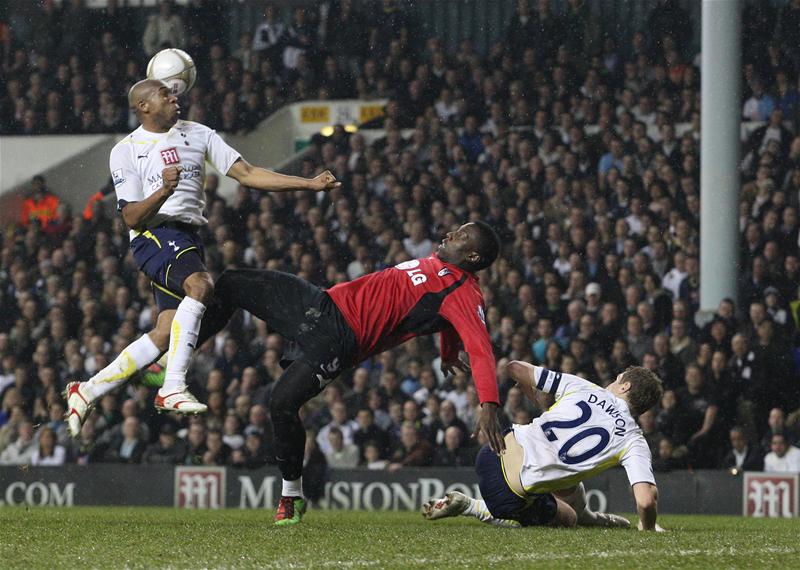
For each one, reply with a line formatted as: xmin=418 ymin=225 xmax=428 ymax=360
xmin=439 ymin=326 xmax=462 ymax=363
xmin=438 ymin=283 xmax=499 ymax=405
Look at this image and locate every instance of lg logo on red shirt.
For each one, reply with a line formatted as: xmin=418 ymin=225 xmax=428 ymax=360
xmin=395 ymin=260 xmax=428 ymax=286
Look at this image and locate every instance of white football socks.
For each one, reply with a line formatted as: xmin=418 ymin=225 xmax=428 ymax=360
xmin=282 ymin=478 xmax=303 ymax=498
xmin=84 ymin=334 xmax=161 ymax=401
xmin=162 ymin=296 xmax=206 ymax=393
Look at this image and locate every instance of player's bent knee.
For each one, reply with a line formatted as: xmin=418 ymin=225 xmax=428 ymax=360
xmin=183 ymin=272 xmax=214 ymax=303
xmin=550 ymin=499 xmax=578 ymax=528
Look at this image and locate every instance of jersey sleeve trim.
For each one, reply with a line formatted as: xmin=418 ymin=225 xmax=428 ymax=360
xmin=627 ymin=477 xmax=657 ymax=486
xmin=536 ymin=367 xmax=563 ymax=395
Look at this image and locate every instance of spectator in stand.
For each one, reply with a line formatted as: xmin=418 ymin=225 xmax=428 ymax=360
xmin=20 ymin=175 xmax=60 ymax=228
xmin=388 ymin=421 xmax=433 ymax=471
xmin=142 ymin=422 xmax=186 ymax=465
xmin=233 ymin=431 xmax=272 ymax=468
xmin=721 ymin=426 xmax=764 ymax=473
xmin=31 ymin=425 xmax=66 ymax=466
xmin=403 ymin=221 xmax=433 ymax=259
xmin=760 ymin=407 xmax=794 ymax=452
xmin=680 ymin=364 xmax=721 ymax=467
xmin=764 ymin=432 xmax=800 ymax=473
xmin=652 ymin=436 xmax=688 ymax=472
xmin=324 ymin=426 xmax=360 ymax=469
xmin=363 ymin=441 xmax=388 ymax=470
xmin=432 ymin=425 xmax=474 ymax=467
xmin=202 ymin=429 xmax=231 ymax=466
xmin=0 ymin=418 xmax=37 ymax=465
xmin=96 ymin=416 xmax=146 ymax=464
xmin=317 ymin=402 xmax=357 ymax=456
xmin=428 ymin=399 xmax=467 ymax=447
xmin=143 ymin=0 xmax=187 ymax=56
xmin=252 ymin=5 xmax=285 ymax=68
xmin=352 ymin=408 xmax=391 ymax=460
xmin=0 ymin=404 xmax=25 ymax=453
xmin=184 ymin=420 xmax=208 ymax=465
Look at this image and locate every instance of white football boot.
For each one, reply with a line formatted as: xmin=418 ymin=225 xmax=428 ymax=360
xmin=422 ymin=491 xmax=471 ymax=520
xmin=589 ymin=512 xmax=632 ymax=528
xmin=154 ymin=385 xmax=207 ymax=414
xmin=64 ymin=381 xmax=93 ymax=439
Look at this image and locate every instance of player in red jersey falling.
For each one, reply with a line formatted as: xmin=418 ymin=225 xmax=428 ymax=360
xmin=195 ymin=221 xmax=504 ymax=525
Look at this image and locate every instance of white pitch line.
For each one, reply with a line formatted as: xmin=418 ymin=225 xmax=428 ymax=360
xmin=253 ymin=545 xmax=800 ymax=569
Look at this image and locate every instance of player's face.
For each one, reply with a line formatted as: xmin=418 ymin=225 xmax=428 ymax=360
xmin=149 ymin=85 xmax=180 ymax=127
xmin=438 ymin=223 xmax=478 ymax=265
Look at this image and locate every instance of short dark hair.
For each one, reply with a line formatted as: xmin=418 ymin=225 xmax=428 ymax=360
xmin=469 ymin=221 xmax=500 ymax=271
xmin=772 ymin=431 xmax=788 ymax=443
xmin=623 ymin=366 xmax=664 ymax=415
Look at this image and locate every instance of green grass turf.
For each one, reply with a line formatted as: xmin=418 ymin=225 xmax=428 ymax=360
xmin=0 ymin=507 xmax=797 ymax=569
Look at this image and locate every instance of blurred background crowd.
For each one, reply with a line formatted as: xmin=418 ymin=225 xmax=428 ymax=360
xmin=2 ymin=0 xmax=800 ymax=487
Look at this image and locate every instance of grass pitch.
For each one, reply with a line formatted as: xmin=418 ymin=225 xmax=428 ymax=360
xmin=0 ymin=507 xmax=797 ymax=569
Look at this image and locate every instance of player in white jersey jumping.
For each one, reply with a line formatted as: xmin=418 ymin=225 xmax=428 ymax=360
xmin=423 ymin=361 xmax=664 ymax=530
xmin=64 ymin=79 xmax=339 ymax=435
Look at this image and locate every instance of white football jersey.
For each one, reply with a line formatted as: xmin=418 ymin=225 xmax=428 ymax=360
xmin=109 ymin=120 xmax=241 ymax=238
xmin=513 ymin=366 xmax=655 ymax=494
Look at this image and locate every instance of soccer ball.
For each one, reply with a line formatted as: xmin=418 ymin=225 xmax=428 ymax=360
xmin=146 ymin=48 xmax=197 ymax=95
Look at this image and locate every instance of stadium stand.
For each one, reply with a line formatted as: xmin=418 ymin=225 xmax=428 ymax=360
xmin=1 ymin=0 xmax=799 ymax=478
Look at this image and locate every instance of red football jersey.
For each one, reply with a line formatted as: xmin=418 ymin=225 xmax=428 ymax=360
xmin=326 ymin=254 xmax=499 ymax=404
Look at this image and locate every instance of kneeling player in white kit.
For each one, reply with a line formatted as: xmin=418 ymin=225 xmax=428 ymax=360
xmin=423 ymin=362 xmax=664 ymax=530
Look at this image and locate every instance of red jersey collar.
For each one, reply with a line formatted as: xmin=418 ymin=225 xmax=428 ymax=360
xmin=432 ymin=253 xmax=478 ymax=282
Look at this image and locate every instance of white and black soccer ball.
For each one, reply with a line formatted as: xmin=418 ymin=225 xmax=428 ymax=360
xmin=146 ymin=48 xmax=197 ymax=96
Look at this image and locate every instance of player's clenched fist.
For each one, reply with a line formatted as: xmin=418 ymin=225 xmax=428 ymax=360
xmin=310 ymin=170 xmax=342 ymax=192
xmin=161 ymin=166 xmax=182 ymax=196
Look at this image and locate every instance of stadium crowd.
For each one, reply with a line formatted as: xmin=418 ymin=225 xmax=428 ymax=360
xmin=2 ymin=0 xmax=800 ymax=484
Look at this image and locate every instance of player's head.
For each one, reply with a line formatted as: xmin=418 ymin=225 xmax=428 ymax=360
xmin=128 ymin=78 xmax=180 ymax=130
xmin=608 ymin=366 xmax=663 ymax=416
xmin=437 ymin=221 xmax=500 ymax=272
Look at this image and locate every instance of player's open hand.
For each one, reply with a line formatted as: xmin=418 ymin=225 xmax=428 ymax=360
xmin=473 ymin=402 xmax=505 ymax=454
xmin=310 ymin=170 xmax=342 ymax=192
xmin=161 ymin=166 xmax=182 ymax=196
xmin=441 ymin=358 xmax=470 ymax=377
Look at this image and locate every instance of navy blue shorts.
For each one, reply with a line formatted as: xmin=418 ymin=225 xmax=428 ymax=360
xmin=130 ymin=223 xmax=207 ymax=311
xmin=474 ymin=443 xmax=557 ymax=526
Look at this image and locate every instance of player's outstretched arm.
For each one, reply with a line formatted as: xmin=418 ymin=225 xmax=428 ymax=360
xmin=506 ymin=360 xmax=554 ymax=410
xmin=633 ymin=482 xmax=662 ymax=531
xmin=506 ymin=360 xmax=536 ymax=398
xmin=227 ymin=159 xmax=341 ymax=192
